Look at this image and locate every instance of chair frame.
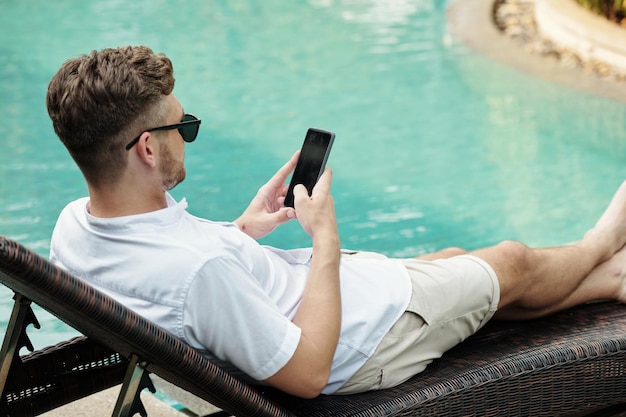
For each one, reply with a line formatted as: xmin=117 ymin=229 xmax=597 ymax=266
xmin=1 ymin=234 xmax=626 ymax=416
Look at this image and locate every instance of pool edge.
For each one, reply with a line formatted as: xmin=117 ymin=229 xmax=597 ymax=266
xmin=446 ymin=0 xmax=626 ymax=104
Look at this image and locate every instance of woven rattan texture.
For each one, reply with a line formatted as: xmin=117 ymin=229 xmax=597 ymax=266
xmin=4 ymin=336 xmax=127 ymax=415
xmin=266 ymin=301 xmax=626 ymax=416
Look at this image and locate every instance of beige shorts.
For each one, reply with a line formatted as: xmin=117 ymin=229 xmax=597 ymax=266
xmin=335 ymin=254 xmax=500 ymax=394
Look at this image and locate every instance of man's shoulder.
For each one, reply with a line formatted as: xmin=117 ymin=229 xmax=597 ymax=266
xmin=60 ymin=196 xmax=89 ymax=213
xmin=52 ymin=197 xmax=89 ymax=235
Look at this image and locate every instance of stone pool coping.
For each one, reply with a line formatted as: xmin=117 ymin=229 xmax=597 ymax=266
xmin=447 ymin=0 xmax=626 ymax=103
xmin=535 ymin=0 xmax=626 ymax=74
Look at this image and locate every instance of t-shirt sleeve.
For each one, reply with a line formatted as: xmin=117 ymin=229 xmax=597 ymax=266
xmin=181 ymin=255 xmax=301 ymax=381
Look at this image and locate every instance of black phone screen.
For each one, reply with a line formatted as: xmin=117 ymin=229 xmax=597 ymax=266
xmin=284 ymin=128 xmax=335 ymax=208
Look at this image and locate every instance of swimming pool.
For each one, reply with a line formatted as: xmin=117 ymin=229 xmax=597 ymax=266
xmin=1 ymin=0 xmax=626 ymax=349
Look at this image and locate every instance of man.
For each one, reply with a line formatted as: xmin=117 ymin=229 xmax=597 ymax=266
xmin=47 ymin=46 xmax=626 ymax=399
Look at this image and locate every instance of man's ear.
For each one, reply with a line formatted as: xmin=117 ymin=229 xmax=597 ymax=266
xmin=134 ymin=132 xmax=158 ymax=168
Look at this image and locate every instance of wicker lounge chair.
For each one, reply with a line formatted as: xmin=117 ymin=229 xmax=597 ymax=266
xmin=1 ymin=234 xmax=626 ymax=417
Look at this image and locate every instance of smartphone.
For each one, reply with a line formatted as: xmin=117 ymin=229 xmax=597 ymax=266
xmin=284 ymin=128 xmax=335 ymax=208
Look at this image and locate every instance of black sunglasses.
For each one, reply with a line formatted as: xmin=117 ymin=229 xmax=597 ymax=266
xmin=125 ymin=113 xmax=202 ymax=150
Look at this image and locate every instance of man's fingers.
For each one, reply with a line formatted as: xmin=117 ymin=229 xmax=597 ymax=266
xmin=293 ymin=183 xmax=308 ymax=200
xmin=312 ymin=168 xmax=332 ymax=196
xmin=268 ymin=151 xmax=300 ymax=187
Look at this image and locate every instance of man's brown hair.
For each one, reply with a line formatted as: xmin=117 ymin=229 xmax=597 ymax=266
xmin=46 ymin=46 xmax=175 ymax=186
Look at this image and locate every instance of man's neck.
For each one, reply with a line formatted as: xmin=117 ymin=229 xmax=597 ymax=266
xmin=87 ymin=182 xmax=168 ymax=218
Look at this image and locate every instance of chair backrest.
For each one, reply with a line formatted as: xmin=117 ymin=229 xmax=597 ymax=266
xmin=0 ymin=235 xmax=294 ymax=417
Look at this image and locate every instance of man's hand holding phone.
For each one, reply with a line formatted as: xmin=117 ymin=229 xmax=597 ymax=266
xmin=235 ymin=127 xmax=336 ymax=241
xmin=284 ymin=128 xmax=335 ymax=208
xmin=265 ymin=132 xmax=340 ymax=398
xmin=234 ymin=151 xmax=299 ymax=240
xmin=292 ymin=168 xmax=338 ymax=239
xmin=285 ymin=127 xmax=337 ymax=238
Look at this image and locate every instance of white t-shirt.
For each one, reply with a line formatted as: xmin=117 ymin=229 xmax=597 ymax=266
xmin=50 ymin=194 xmax=411 ymax=394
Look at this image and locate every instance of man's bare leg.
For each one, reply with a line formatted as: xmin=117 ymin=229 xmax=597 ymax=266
xmin=493 ymin=244 xmax=626 ymax=319
xmin=470 ymin=181 xmax=626 ymax=320
xmin=415 ymin=247 xmax=467 ymax=261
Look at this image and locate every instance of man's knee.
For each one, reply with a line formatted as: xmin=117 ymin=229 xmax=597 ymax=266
xmin=471 ymin=240 xmax=534 ymax=310
xmin=493 ymin=240 xmax=532 ymax=276
xmin=473 ymin=240 xmax=533 ymax=291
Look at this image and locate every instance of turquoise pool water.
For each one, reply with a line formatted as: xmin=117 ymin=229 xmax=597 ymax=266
xmin=1 ymin=0 xmax=626 ymax=349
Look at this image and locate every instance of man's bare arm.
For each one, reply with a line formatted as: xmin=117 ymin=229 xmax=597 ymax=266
xmin=264 ymin=170 xmax=341 ymax=398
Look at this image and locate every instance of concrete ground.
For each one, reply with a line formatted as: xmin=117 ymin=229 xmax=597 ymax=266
xmin=38 ymin=375 xmax=224 ymax=417
xmin=39 ymin=385 xmax=188 ymax=417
